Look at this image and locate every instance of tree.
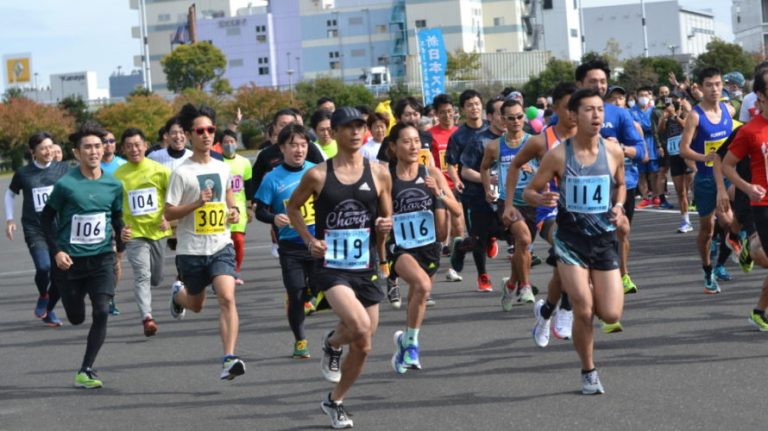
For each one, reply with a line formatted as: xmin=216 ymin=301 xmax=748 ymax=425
xmin=2 ymin=87 xmax=28 ymax=103
xmin=129 ymin=87 xmax=153 ymax=97
xmin=0 ymin=98 xmax=74 ymax=169
xmin=522 ymin=58 xmax=576 ymax=105
xmin=58 ymin=96 xmax=92 ymax=126
xmin=211 ymin=78 xmax=233 ymax=96
xmin=294 ymin=77 xmax=375 ymax=115
xmin=171 ymin=88 xmax=228 ymax=122
xmin=230 ymin=85 xmax=294 ymax=149
xmin=616 ymin=56 xmax=685 ymax=92
xmin=692 ymin=38 xmax=756 ymax=79
xmin=94 ymin=95 xmax=173 ymax=143
xmin=446 ymin=49 xmax=481 ymax=81
xmin=161 ymin=42 xmax=228 ymax=93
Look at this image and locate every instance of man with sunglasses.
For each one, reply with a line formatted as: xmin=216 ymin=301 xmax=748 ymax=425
xmin=166 ymin=104 xmax=245 ymax=381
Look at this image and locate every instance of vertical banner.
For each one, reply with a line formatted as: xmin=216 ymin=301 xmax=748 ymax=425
xmin=4 ymin=53 xmax=32 ymax=86
xmin=417 ymin=29 xmax=446 ymax=106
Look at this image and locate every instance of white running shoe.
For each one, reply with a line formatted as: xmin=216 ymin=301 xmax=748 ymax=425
xmin=518 ymin=285 xmax=535 ymax=304
xmin=220 ymin=356 xmax=246 ymax=380
xmin=169 ymin=281 xmax=186 ymax=320
xmin=271 ymin=243 xmax=280 ymax=258
xmin=581 ymin=369 xmax=605 ymax=395
xmin=532 ymin=299 xmax=551 ymax=348
xmin=500 ymin=277 xmax=515 ymax=312
xmin=445 ymin=268 xmax=463 ymax=282
xmin=552 ymin=308 xmax=573 ymax=340
xmin=321 ymin=331 xmax=342 ymax=383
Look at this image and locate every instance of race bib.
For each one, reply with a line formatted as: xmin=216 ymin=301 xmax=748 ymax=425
xmin=194 ymin=202 xmax=227 ymax=235
xmin=565 ymin=175 xmax=610 ymax=214
xmin=667 ymin=135 xmax=681 ymax=156
xmin=418 ymin=149 xmax=431 ymax=166
xmin=704 ymin=138 xmax=726 ymax=167
xmin=70 ymin=213 xmax=106 ymax=244
xmin=231 ymin=175 xmax=244 ymax=193
xmin=283 ymin=195 xmax=316 ymax=226
xmin=393 ymin=211 xmax=436 ymax=249
xmin=127 ymin=187 xmax=158 ymax=216
xmin=324 ymin=228 xmax=370 ymax=270
xmin=32 ymin=185 xmax=53 ymax=212
xmin=438 ymin=150 xmax=447 ymax=172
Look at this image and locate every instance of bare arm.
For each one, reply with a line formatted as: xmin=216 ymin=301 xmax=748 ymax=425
xmin=287 ymin=166 xmax=326 ymax=257
xmin=372 ymin=164 xmax=393 ymax=265
xmin=523 ymin=147 xmax=562 ymax=208
xmin=723 ymin=151 xmax=767 ymax=201
xmin=679 ymin=110 xmax=707 ymax=163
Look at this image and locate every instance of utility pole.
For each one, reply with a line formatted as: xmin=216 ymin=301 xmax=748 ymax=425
xmin=138 ymin=0 xmax=152 ymax=91
xmin=641 ymin=0 xmax=649 ymax=57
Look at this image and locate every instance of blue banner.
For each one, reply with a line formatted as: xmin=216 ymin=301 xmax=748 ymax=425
xmin=417 ymin=28 xmax=447 ymax=106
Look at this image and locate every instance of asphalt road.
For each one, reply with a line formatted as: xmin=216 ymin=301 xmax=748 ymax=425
xmin=0 ymin=173 xmax=765 ymax=431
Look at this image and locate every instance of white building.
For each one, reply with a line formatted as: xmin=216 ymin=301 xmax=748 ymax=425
xmin=50 ymin=72 xmax=109 ymax=102
xmin=732 ymin=0 xmax=768 ymax=55
xmin=583 ymin=0 xmax=715 ymax=60
xmin=481 ymin=0 xmax=527 ymax=53
xmin=405 ymin=0 xmax=486 ymax=56
xmin=540 ymin=0 xmax=583 ymax=62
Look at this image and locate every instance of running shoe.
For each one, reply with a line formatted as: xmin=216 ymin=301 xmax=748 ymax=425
xmin=391 ymin=330 xmax=422 ymax=373
xmin=748 ymin=311 xmax=768 ymax=331
xmin=622 ymin=273 xmax=638 ymax=294
xmin=74 ymin=369 xmax=103 ymax=389
xmin=109 ymin=299 xmax=120 ymax=316
xmin=271 ymin=243 xmax=279 ymax=258
xmin=704 ymin=274 xmax=721 ymax=294
xmin=677 ymin=220 xmax=693 ymax=233
xmin=387 ymin=278 xmax=402 ymax=309
xmin=391 ymin=330 xmax=408 ymax=374
xmin=688 ymin=202 xmax=697 ymax=212
xmin=659 ymin=201 xmax=674 ymax=209
xmin=530 ymin=254 xmax=543 ymax=266
xmin=477 ymin=273 xmax=493 ymax=292
xmin=34 ymin=295 xmax=48 ymax=318
xmin=714 ymin=264 xmax=732 ymax=281
xmin=425 ymin=295 xmax=436 ymax=307
xmin=445 ymin=268 xmax=463 ymax=282
xmin=293 ymin=339 xmax=311 ymax=359
xmin=321 ymin=393 xmax=354 ymax=429
xmin=42 ymin=310 xmax=62 ymax=327
xmin=636 ymin=198 xmax=652 ymax=209
xmin=552 ymin=308 xmax=573 ymax=340
xmin=652 ymin=197 xmax=661 ymax=207
xmin=602 ymin=321 xmax=624 ymax=334
xmin=450 ymin=237 xmax=466 ymax=273
xmin=220 ymin=356 xmax=246 ymax=380
xmin=532 ymin=299 xmax=551 ymax=348
xmin=738 ymin=236 xmax=753 ymax=273
xmin=142 ymin=317 xmax=158 ymax=337
xmin=321 ymin=331 xmax=342 ymax=383
xmin=500 ymin=277 xmax=516 ymax=312
xmin=517 ymin=284 xmax=535 ymax=304
xmin=581 ymin=369 xmax=605 ymax=395
xmin=441 ymin=244 xmax=451 ymax=257
xmin=725 ymin=235 xmax=742 ymax=262
xmin=487 ymin=237 xmax=499 ymax=258
xmin=304 ymin=299 xmax=317 ymax=316
xmin=169 ymin=281 xmax=186 ymax=320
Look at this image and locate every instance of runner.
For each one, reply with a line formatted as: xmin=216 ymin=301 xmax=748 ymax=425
xmin=679 ymin=67 xmax=736 ymax=294
xmin=165 ymin=103 xmax=246 ymax=380
xmin=658 ymin=91 xmax=694 ymax=233
xmin=113 ymin=128 xmax=172 ymax=337
xmin=5 ymin=132 xmax=70 ymax=326
xmin=148 ymin=117 xmax=192 ymax=171
xmin=254 ymin=124 xmax=316 ymax=358
xmin=220 ymin=129 xmax=253 ymax=284
xmin=524 ymin=88 xmax=626 ymax=394
xmin=386 ymin=122 xmax=460 ymax=374
xmin=287 ymin=107 xmax=392 ymax=429
xmin=41 ymin=122 xmax=125 ymax=388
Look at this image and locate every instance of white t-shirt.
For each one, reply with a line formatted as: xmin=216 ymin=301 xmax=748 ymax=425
xmin=739 ymin=91 xmax=758 ymax=122
xmin=166 ymin=158 xmax=233 ymax=256
xmin=361 ymin=138 xmax=382 ymax=162
xmin=149 ymin=147 xmax=193 ymax=171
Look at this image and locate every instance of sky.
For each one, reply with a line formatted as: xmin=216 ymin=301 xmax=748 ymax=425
xmin=0 ymin=0 xmax=735 ymax=94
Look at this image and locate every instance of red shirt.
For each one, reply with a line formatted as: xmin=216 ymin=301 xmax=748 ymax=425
xmin=429 ymin=124 xmax=458 ymax=188
xmin=728 ymin=114 xmax=768 ymax=206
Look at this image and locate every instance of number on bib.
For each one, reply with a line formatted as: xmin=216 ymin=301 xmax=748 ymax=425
xmin=667 ymin=135 xmax=681 ymax=156
xmin=324 ymin=229 xmax=370 ymax=270
xmin=32 ymin=185 xmax=53 ymax=212
xmin=418 ymin=149 xmax=431 ymax=166
xmin=393 ymin=211 xmax=436 ymax=249
xmin=284 ymin=194 xmax=315 ymax=226
xmin=704 ymin=138 xmax=726 ymax=167
xmin=565 ymin=175 xmax=610 ymax=214
xmin=194 ymin=202 xmax=227 ymax=235
xmin=70 ymin=213 xmax=106 ymax=244
xmin=127 ymin=187 xmax=158 ymax=216
xmin=231 ymin=175 xmax=244 ymax=193
xmin=438 ymin=150 xmax=447 ymax=172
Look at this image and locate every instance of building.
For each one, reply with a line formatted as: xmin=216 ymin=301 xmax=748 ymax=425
xmin=109 ymin=70 xmax=145 ymax=98
xmin=583 ymin=0 xmax=715 ymax=60
xmin=732 ymin=0 xmax=768 ymax=55
xmin=481 ymin=0 xmax=526 ymax=53
xmin=50 ymin=71 xmax=109 ymax=102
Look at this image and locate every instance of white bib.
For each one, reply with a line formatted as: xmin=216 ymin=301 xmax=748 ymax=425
xmin=127 ymin=187 xmax=159 ymax=216
xmin=70 ymin=213 xmax=107 ymax=244
xmin=32 ymin=185 xmax=53 ymax=213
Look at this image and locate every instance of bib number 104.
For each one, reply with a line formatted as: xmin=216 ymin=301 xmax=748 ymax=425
xmin=324 ymin=229 xmax=370 ymax=270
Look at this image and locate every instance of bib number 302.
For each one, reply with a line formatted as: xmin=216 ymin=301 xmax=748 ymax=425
xmin=194 ymin=202 xmax=227 ymax=235
xmin=70 ymin=212 xmax=106 ymax=244
xmin=324 ymin=229 xmax=370 ymax=270
xmin=565 ymin=175 xmax=610 ymax=214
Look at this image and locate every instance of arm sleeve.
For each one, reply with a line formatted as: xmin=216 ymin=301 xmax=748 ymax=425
xmin=251 ymin=152 xmax=270 ymax=193
xmin=620 ymin=110 xmax=645 ymax=162
xmin=254 ymin=199 xmax=276 ymax=225
xmin=112 ymin=210 xmax=126 ymax=253
xmin=243 ymin=160 xmax=254 ymax=203
xmin=40 ymin=205 xmax=61 ymax=255
xmin=4 ymin=189 xmax=16 ymax=221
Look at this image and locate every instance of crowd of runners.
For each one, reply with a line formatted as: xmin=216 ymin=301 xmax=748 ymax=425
xmin=6 ymin=58 xmax=768 ymax=429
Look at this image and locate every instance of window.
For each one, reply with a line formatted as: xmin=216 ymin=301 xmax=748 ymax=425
xmin=376 ymin=24 xmax=387 ymax=33
xmin=349 ymin=16 xmax=363 ymax=25
xmin=329 ymin=51 xmax=340 ymax=59
xmin=330 ymin=60 xmax=340 ymax=69
xmin=256 ymin=34 xmax=267 ymax=43
xmin=493 ymin=17 xmax=505 ymax=26
xmin=229 ymin=59 xmax=244 ymax=68
xmin=570 ymin=28 xmax=578 ymax=37
xmin=763 ymin=0 xmax=768 ymax=23
xmin=258 ymin=57 xmax=269 ymax=65
xmin=327 ymin=29 xmax=338 ymax=37
xmin=377 ymin=56 xmax=388 ymax=65
xmin=543 ymin=0 xmax=553 ymax=10
xmin=158 ymin=13 xmax=171 ymax=22
xmin=573 ymin=0 xmax=578 ymax=9
xmin=255 ymin=25 xmax=266 ymax=33
xmin=415 ymin=19 xmax=427 ymax=28
xmin=351 ymin=49 xmax=365 ymax=57
xmin=258 ymin=67 xmax=269 ymax=76
xmin=327 ymin=19 xmax=337 ymax=27
xmin=226 ymin=27 xmax=240 ymax=36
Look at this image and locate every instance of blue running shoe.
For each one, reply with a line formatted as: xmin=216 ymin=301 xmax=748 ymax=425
xmin=704 ymin=274 xmax=721 ymax=294
xmin=659 ymin=201 xmax=674 ymax=209
xmin=714 ymin=264 xmax=732 ymax=281
xmin=391 ymin=331 xmax=408 ymax=374
xmin=403 ymin=343 xmax=422 ymax=370
xmin=34 ymin=296 xmax=48 ymax=318
xmin=42 ymin=310 xmax=62 ymax=327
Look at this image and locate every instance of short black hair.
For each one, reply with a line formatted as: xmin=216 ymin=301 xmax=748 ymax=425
xmin=69 ymin=121 xmax=107 ymax=148
xmin=157 ymin=126 xmax=166 ymax=142
xmin=459 ymin=89 xmax=482 ymax=108
xmin=432 ymin=93 xmax=453 ymax=111
xmin=277 ymin=124 xmax=311 ymax=146
xmin=221 ymin=129 xmax=238 ymax=141
xmin=178 ymin=104 xmax=216 ymax=132
xmin=120 ymin=127 xmax=146 ymax=145
xmin=575 ymin=59 xmax=611 ymax=82
xmin=500 ymin=99 xmax=523 ymax=115
xmin=486 ymin=95 xmax=505 ymax=116
xmin=552 ymin=82 xmax=577 ymax=104
xmin=164 ymin=116 xmax=182 ymax=132
xmin=637 ymin=85 xmax=654 ymax=94
xmin=310 ymin=109 xmax=332 ymax=130
xmin=317 ymin=97 xmax=335 ymax=108
xmin=367 ymin=112 xmax=389 ymax=130
xmin=28 ymin=131 xmax=53 ymax=152
xmin=356 ymin=105 xmax=373 ymax=116
xmin=697 ymin=67 xmax=722 ymax=84
xmin=567 ymin=88 xmax=603 ymax=112
xmin=753 ymin=69 xmax=768 ymax=95
xmin=273 ymin=108 xmax=297 ymax=123
xmin=394 ymin=97 xmax=423 ymax=120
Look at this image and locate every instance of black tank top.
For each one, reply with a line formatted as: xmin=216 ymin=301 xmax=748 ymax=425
xmin=389 ymin=164 xmax=443 ymax=251
xmin=315 ymin=158 xmax=379 ymax=271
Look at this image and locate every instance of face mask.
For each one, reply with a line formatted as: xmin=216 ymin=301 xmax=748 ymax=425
xmin=536 ymin=104 xmax=545 ymax=109
xmin=222 ymin=143 xmax=237 ymax=157
xmin=734 ymin=90 xmax=743 ymax=99
xmin=638 ymin=96 xmax=650 ymax=107
xmin=628 ymin=100 xmax=636 ymax=108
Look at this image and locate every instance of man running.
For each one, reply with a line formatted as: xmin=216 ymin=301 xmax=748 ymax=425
xmin=41 ymin=122 xmax=126 ymax=388
xmin=166 ymin=104 xmax=245 ymax=380
xmin=220 ymin=129 xmax=253 ymax=284
xmin=287 ymin=107 xmax=392 ymax=429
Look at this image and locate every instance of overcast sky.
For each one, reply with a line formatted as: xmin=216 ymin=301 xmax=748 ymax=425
xmin=0 ymin=0 xmax=735 ymax=94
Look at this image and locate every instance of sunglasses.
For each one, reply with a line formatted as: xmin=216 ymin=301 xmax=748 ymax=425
xmin=505 ymin=114 xmax=525 ymax=121
xmin=103 ymin=138 xmax=116 ymax=144
xmin=193 ymin=126 xmax=216 ymax=136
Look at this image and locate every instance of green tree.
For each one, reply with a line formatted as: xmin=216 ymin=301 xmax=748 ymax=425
xmin=94 ymin=95 xmax=173 ymax=143
xmin=446 ymin=49 xmax=481 ymax=81
xmin=616 ymin=56 xmax=685 ymax=92
xmin=161 ymin=42 xmax=228 ymax=93
xmin=2 ymin=87 xmax=28 ymax=103
xmin=211 ymin=78 xmax=233 ymax=96
xmin=58 ymin=96 xmax=92 ymax=126
xmin=129 ymin=87 xmax=153 ymax=97
xmin=171 ymin=88 xmax=228 ymax=122
xmin=692 ymin=38 xmax=756 ymax=79
xmin=230 ymin=85 xmax=294 ymax=148
xmin=294 ymin=77 xmax=375 ymax=114
xmin=522 ymin=58 xmax=576 ymax=105
xmin=0 ymin=98 xmax=74 ymax=169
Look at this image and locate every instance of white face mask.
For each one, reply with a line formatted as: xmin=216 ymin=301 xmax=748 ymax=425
xmin=734 ymin=90 xmax=743 ymax=98
xmin=638 ymin=96 xmax=650 ymax=107
xmin=628 ymin=100 xmax=636 ymax=108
